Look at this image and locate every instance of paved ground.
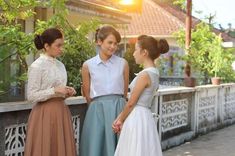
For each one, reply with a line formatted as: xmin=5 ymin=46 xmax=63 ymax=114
xmin=163 ymin=124 xmax=235 ymax=156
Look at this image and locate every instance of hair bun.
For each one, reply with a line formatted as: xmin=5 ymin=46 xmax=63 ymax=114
xmin=159 ymin=39 xmax=169 ymax=54
xmin=34 ymin=35 xmax=44 ymax=50
xmin=95 ymin=28 xmax=100 ymax=42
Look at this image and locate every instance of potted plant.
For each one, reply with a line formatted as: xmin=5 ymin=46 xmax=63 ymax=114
xmin=209 ymin=35 xmax=224 ymax=85
xmin=174 ymin=22 xmax=235 ymax=85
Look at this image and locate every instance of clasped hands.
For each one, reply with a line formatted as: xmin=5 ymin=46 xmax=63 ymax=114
xmin=55 ymin=86 xmax=77 ymax=97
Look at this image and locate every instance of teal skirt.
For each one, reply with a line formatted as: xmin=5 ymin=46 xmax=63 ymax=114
xmin=80 ymin=95 xmax=126 ymax=156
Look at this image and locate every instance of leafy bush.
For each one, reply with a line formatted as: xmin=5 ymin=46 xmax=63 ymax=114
xmin=174 ymin=22 xmax=235 ymax=83
xmin=0 ymin=0 xmax=99 ymax=101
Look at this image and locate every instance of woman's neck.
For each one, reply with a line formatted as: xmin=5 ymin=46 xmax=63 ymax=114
xmin=143 ymin=60 xmax=155 ymax=69
xmin=99 ymin=51 xmax=112 ymax=62
xmin=44 ymin=52 xmax=55 ymax=58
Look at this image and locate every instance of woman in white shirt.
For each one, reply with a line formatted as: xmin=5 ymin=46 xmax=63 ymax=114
xmin=80 ymin=26 xmax=129 ymax=156
xmin=24 ymin=28 xmax=77 ymax=156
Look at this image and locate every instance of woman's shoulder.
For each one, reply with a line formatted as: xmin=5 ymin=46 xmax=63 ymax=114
xmin=111 ymin=55 xmax=127 ymax=66
xmin=143 ymin=67 xmax=159 ymax=76
xmin=29 ymin=57 xmax=44 ymax=70
xmin=55 ymin=59 xmax=65 ymax=68
xmin=82 ymin=55 xmax=98 ymax=72
xmin=84 ymin=55 xmax=98 ymax=65
xmin=137 ymin=68 xmax=159 ymax=82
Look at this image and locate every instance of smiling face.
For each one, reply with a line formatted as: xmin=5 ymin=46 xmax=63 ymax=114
xmin=44 ymin=38 xmax=64 ymax=57
xmin=98 ymin=34 xmax=118 ymax=56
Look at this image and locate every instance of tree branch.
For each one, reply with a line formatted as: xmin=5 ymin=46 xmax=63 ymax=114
xmin=0 ymin=88 xmax=12 ymax=96
xmin=0 ymin=43 xmax=32 ymax=64
xmin=0 ymin=51 xmax=18 ymax=64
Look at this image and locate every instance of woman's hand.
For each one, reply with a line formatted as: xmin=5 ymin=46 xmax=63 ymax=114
xmin=54 ymin=86 xmax=69 ymax=96
xmin=86 ymin=97 xmax=92 ymax=104
xmin=112 ymin=118 xmax=123 ymax=134
xmin=54 ymin=86 xmax=76 ymax=97
xmin=66 ymin=87 xmax=77 ymax=97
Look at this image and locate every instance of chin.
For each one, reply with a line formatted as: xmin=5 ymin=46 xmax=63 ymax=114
xmin=109 ymin=51 xmax=115 ymax=55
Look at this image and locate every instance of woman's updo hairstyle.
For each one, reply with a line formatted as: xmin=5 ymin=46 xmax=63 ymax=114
xmin=137 ymin=35 xmax=169 ymax=60
xmin=34 ymin=28 xmax=63 ymax=50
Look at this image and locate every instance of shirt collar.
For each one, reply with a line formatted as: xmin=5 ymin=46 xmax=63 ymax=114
xmin=95 ymin=54 xmax=115 ymax=65
xmin=40 ymin=53 xmax=56 ymax=63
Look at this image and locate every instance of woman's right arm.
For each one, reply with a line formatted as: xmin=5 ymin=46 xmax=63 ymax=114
xmin=112 ymin=72 xmax=150 ymax=133
xmin=81 ymin=62 xmax=92 ymax=104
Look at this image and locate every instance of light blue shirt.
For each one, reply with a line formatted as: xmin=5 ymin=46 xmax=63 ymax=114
xmin=85 ymin=54 xmax=126 ymax=98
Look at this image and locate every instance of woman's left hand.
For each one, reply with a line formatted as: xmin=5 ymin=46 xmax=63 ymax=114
xmin=112 ymin=119 xmax=123 ymax=134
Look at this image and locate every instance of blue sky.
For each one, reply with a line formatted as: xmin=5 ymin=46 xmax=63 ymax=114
xmin=192 ymin=0 xmax=235 ymax=29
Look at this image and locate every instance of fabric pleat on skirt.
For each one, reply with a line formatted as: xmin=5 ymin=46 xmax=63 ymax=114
xmin=80 ymin=95 xmax=126 ymax=156
xmin=114 ymin=105 xmax=162 ymax=156
xmin=24 ymin=97 xmax=77 ymax=156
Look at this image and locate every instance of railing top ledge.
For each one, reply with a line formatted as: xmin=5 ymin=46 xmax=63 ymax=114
xmin=195 ymin=84 xmax=221 ymax=90
xmin=0 ymin=96 xmax=86 ymax=113
xmin=156 ymin=83 xmax=235 ymax=96
xmin=1 ymin=83 xmax=235 ymax=113
xmin=220 ymin=83 xmax=235 ymax=87
xmin=195 ymin=83 xmax=235 ymax=91
xmin=157 ymin=87 xmax=195 ymax=96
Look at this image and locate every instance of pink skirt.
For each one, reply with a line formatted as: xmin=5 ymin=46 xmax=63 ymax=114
xmin=24 ymin=98 xmax=77 ymax=156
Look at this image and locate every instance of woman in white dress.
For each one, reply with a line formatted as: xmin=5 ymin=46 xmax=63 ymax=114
xmin=113 ymin=35 xmax=169 ymax=156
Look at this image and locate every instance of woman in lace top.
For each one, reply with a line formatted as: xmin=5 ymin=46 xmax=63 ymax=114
xmin=24 ymin=28 xmax=77 ymax=156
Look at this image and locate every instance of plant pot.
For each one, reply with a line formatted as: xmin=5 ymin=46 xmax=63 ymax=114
xmin=211 ymin=77 xmax=221 ymax=85
xmin=184 ymin=77 xmax=196 ymax=87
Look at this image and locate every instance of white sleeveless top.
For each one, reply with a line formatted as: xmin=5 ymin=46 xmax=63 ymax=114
xmin=129 ymin=67 xmax=159 ymax=108
xmin=85 ymin=54 xmax=126 ymax=98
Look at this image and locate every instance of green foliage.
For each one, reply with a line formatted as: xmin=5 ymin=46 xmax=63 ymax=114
xmin=0 ymin=0 xmax=100 ymax=100
xmin=33 ymin=1 xmax=100 ymax=92
xmin=0 ymin=25 xmax=35 ymax=69
xmin=159 ymin=0 xmax=186 ymax=10
xmin=60 ymin=21 xmax=99 ymax=92
xmin=0 ymin=0 xmax=39 ymax=88
xmin=0 ymin=0 xmax=39 ymax=22
xmin=172 ymin=0 xmax=186 ymax=10
xmin=174 ymin=22 xmax=235 ymax=83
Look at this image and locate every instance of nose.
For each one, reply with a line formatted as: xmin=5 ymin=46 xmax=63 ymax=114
xmin=133 ymin=51 xmax=136 ymax=57
xmin=59 ymin=47 xmax=63 ymax=53
xmin=111 ymin=43 xmax=116 ymax=49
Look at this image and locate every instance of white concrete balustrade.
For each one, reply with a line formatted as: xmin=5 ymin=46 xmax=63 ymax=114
xmin=1 ymin=83 xmax=235 ymax=155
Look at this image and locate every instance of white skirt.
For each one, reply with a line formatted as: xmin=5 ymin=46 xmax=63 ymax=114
xmin=114 ymin=105 xmax=162 ymax=156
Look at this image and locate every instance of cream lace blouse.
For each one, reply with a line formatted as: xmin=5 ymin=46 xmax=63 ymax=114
xmin=27 ymin=54 xmax=67 ymax=104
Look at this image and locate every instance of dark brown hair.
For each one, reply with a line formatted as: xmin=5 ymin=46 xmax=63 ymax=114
xmin=137 ymin=35 xmax=169 ymax=60
xmin=95 ymin=26 xmax=121 ymax=43
xmin=34 ymin=28 xmax=63 ymax=50
xmin=95 ymin=28 xmax=100 ymax=43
